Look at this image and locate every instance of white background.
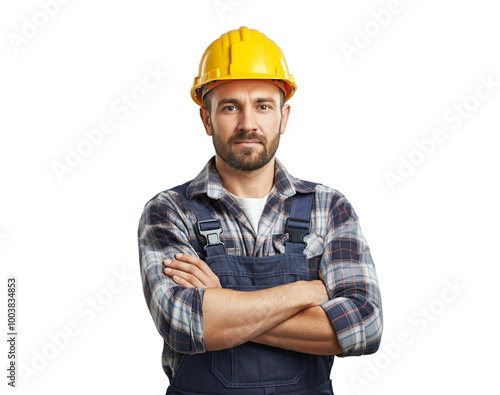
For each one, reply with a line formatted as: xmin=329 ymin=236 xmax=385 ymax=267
xmin=1 ymin=0 xmax=499 ymax=394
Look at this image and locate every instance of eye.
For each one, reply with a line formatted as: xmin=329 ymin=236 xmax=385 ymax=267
xmin=223 ymin=105 xmax=237 ymax=112
xmin=259 ymin=104 xmax=270 ymax=110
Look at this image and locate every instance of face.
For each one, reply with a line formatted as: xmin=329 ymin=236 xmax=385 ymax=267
xmin=200 ymin=80 xmax=290 ymax=172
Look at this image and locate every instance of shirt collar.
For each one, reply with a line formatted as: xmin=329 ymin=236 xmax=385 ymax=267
xmin=186 ymin=156 xmax=316 ymax=200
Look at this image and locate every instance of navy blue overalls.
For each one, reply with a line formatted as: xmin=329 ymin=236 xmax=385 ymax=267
xmin=167 ymin=183 xmax=334 ymax=395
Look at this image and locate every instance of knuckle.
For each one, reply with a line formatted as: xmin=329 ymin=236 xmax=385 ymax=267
xmin=192 ymin=259 xmax=203 ymax=268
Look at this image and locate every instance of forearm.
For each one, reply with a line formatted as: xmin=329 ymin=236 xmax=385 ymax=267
xmin=203 ymin=280 xmax=327 ymax=351
xmin=251 ymin=306 xmax=342 ymax=355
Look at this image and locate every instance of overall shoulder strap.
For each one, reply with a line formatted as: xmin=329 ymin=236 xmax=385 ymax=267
xmin=285 ymin=186 xmax=317 ymax=254
xmin=171 ymin=183 xmax=226 ymax=257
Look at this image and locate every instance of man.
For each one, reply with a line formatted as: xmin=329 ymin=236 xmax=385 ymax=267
xmin=138 ymin=26 xmax=383 ymax=395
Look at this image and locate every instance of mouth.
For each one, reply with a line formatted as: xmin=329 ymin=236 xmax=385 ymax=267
xmin=233 ymin=140 xmax=262 ymax=148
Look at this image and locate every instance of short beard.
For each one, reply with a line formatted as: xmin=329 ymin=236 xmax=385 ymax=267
xmin=212 ymin=121 xmax=282 ymax=171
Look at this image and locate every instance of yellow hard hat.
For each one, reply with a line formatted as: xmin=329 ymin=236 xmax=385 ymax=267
xmin=191 ymin=26 xmax=296 ymax=106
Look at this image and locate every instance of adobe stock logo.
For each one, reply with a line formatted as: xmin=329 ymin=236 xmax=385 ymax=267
xmin=19 ymin=267 xmax=134 ymax=385
xmin=51 ymin=64 xmax=168 ymax=182
xmin=350 ymin=277 xmax=467 ymax=394
xmin=212 ymin=0 xmax=244 ymax=20
xmin=8 ymin=0 xmax=72 ymax=53
xmin=384 ymin=74 xmax=499 ymax=191
xmin=340 ymin=0 xmax=410 ymax=64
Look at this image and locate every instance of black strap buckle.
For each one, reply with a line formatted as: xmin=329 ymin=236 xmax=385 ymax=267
xmin=197 ymin=219 xmax=224 ymax=251
xmin=285 ymin=217 xmax=311 ymax=244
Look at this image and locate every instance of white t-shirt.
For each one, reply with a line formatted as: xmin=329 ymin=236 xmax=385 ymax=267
xmin=229 ymin=193 xmax=269 ymax=234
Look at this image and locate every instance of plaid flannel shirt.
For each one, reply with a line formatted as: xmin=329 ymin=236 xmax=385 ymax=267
xmin=138 ymin=157 xmax=383 ymax=379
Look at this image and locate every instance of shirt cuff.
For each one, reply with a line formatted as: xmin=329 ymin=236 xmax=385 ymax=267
xmin=321 ymin=297 xmax=368 ymax=356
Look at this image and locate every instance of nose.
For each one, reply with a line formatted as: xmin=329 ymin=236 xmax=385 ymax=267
xmin=237 ymin=105 xmax=257 ymax=132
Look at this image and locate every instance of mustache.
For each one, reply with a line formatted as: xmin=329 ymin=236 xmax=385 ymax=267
xmin=228 ymin=132 xmax=267 ymax=144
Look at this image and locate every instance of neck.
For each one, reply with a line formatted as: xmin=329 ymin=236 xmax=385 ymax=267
xmin=214 ymin=156 xmax=275 ymax=198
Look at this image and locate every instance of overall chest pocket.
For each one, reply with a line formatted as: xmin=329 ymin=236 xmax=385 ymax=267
xmin=206 ymin=253 xmax=309 ymax=288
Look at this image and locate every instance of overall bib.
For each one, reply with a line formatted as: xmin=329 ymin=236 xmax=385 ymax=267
xmin=167 ymin=185 xmax=334 ymax=395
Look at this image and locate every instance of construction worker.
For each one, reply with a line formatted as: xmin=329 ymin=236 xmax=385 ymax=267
xmin=138 ymin=26 xmax=383 ymax=395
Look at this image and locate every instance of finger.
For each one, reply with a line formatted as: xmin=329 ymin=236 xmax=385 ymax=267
xmin=174 ymin=253 xmax=215 ymax=277
xmin=163 ymin=253 xmax=200 ymax=265
xmin=164 ymin=267 xmax=204 ymax=288
xmin=173 ymin=274 xmax=199 ymax=288
xmin=163 ymin=258 xmax=211 ymax=287
xmin=173 ymin=253 xmax=205 ymax=267
xmin=164 ymin=258 xmax=205 ymax=278
xmin=171 ymin=274 xmax=198 ymax=288
xmin=163 ymin=258 xmax=221 ymax=288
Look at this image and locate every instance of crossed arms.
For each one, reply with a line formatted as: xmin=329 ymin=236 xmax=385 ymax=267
xmin=163 ymin=253 xmax=342 ymax=355
xmin=138 ymin=190 xmax=383 ymax=358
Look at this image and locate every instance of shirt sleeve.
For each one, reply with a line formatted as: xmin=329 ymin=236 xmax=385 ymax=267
xmin=319 ymin=195 xmax=383 ymax=356
xmin=138 ymin=192 xmax=206 ymax=354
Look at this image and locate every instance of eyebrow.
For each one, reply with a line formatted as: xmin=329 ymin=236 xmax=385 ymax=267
xmin=216 ymin=97 xmax=277 ymax=107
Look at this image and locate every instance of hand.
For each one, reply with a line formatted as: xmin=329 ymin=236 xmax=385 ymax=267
xmin=163 ymin=253 xmax=222 ymax=289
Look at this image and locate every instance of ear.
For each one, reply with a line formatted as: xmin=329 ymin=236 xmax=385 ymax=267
xmin=200 ymin=107 xmax=212 ymax=136
xmin=279 ymin=104 xmax=291 ymax=135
